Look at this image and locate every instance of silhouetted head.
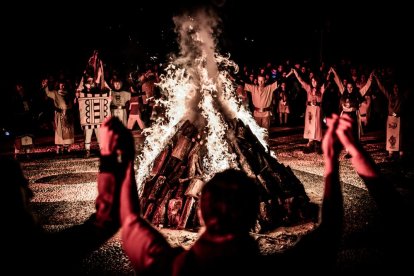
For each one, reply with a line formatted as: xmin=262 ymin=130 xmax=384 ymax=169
xmin=200 ymin=169 xmax=259 ymax=235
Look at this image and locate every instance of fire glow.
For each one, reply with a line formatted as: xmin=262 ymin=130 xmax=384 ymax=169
xmin=135 ymin=13 xmax=270 ymax=193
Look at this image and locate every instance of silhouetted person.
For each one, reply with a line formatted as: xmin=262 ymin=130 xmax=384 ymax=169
xmin=373 ymin=73 xmax=405 ymax=161
xmin=118 ymin=115 xmax=345 ymax=274
xmin=322 ymin=113 xmax=412 ymax=273
xmin=2 ymin=116 xmax=134 ymax=275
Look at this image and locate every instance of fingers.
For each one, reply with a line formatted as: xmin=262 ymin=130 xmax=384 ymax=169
xmin=336 ymin=114 xmax=353 ymax=133
xmin=322 ymin=114 xmax=339 ymax=156
xmin=325 ymin=113 xmax=339 ymax=132
xmin=101 ymin=117 xmax=135 ymax=161
xmin=335 ymin=115 xmax=356 ymax=149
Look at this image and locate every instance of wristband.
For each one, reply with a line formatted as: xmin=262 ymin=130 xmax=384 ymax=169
xmin=99 ymin=155 xmax=119 ymax=172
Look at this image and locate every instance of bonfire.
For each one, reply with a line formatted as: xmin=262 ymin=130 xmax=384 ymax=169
xmin=135 ymin=10 xmax=312 ymax=233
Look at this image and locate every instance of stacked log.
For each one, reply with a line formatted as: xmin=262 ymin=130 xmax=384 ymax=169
xmin=140 ymin=120 xmax=203 ymax=230
xmin=228 ymin=119 xmax=310 ymax=231
xmin=140 ymin=119 xmax=312 ymax=233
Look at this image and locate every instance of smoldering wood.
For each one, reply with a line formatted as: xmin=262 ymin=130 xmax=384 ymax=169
xmin=167 ymin=197 xmax=183 ymax=228
xmin=171 ymin=135 xmax=193 ymax=161
xmin=190 ymin=199 xmax=201 ymax=229
xmin=168 ymin=165 xmax=187 ymax=186
xmin=142 ymin=120 xmax=201 ymax=227
xmin=150 ymin=164 xmax=185 ymax=225
xmin=231 ymin=119 xmax=311 ymax=228
xmin=142 ymin=175 xmax=167 ymax=218
xmin=177 ymin=197 xmax=196 ymax=230
xmin=139 ymin=118 xmax=312 ymax=233
xmin=185 ymin=178 xmax=204 ymax=198
xmin=229 ymin=136 xmax=256 ymax=179
xmin=148 ymin=175 xmax=167 ymax=201
xmin=152 ymin=189 xmax=175 ymax=227
xmin=150 ymin=146 xmax=171 ymax=177
xmin=143 ymin=202 xmax=155 ymax=221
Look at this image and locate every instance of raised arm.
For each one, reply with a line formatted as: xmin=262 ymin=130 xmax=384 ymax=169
xmin=359 ymin=71 xmax=374 ymax=96
xmin=329 ymin=67 xmax=345 ymax=94
xmin=120 ymin=126 xmax=180 ymax=274
xmin=43 ymin=117 xmax=134 ymax=270
xmin=292 ymin=68 xmax=310 ymax=91
xmin=335 ymin=114 xmax=378 ymax=178
xmin=282 ymin=114 xmax=343 ymax=273
xmin=42 ymin=79 xmax=55 ymax=99
xmin=373 ymin=73 xmax=387 ymax=96
xmin=319 ymin=114 xmax=343 ymax=245
xmin=335 ymin=114 xmax=405 ymax=221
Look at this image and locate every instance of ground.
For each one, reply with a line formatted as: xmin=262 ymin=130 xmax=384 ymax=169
xmin=3 ymin=126 xmax=414 ymax=274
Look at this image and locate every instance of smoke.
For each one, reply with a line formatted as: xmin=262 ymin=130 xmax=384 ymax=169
xmin=173 ymin=8 xmax=221 ymax=78
xmin=135 ymin=4 xmax=267 ymax=190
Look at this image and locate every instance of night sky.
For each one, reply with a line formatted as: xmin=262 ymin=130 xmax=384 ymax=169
xmin=2 ymin=0 xmax=413 ymax=87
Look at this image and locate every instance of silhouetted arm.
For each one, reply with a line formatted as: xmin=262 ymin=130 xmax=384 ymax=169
xmin=43 ymin=117 xmax=134 ymax=272
xmin=335 ymin=114 xmax=405 ymax=221
xmin=330 ymin=67 xmax=345 ymax=94
xmin=373 ymin=74 xmax=388 ymax=97
xmin=292 ymin=68 xmax=311 ymax=92
xmin=120 ymin=135 xmax=182 ymax=274
xmin=359 ymin=71 xmax=374 ymax=96
xmin=279 ymin=115 xmax=343 ymax=273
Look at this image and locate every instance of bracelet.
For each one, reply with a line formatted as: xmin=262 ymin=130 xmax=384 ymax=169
xmin=99 ymin=155 xmax=119 ymax=172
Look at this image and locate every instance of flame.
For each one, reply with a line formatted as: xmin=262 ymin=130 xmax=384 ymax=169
xmin=135 ymin=11 xmax=275 ymax=194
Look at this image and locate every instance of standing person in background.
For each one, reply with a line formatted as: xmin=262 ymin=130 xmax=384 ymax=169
xmin=291 ymin=69 xmax=325 ymax=153
xmin=244 ymin=75 xmax=278 ymax=140
xmin=127 ymin=87 xmax=147 ymax=132
xmin=110 ymin=79 xmax=131 ymax=127
xmin=356 ymin=74 xmax=372 ymax=130
xmin=373 ymin=73 xmax=405 ymax=161
xmin=140 ymin=70 xmax=160 ymax=126
xmin=275 ymin=81 xmax=290 ymax=126
xmin=9 ymin=82 xmax=35 ymax=158
xmin=76 ymin=51 xmax=111 ymax=158
xmin=41 ymin=79 xmax=75 ymax=155
xmin=236 ymin=83 xmax=251 ymax=111
xmin=330 ymin=67 xmax=374 ymax=157
xmin=10 ymin=82 xmax=33 ymax=135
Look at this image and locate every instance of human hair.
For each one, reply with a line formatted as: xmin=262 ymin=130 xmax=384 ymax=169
xmin=200 ymin=169 xmax=259 ymax=235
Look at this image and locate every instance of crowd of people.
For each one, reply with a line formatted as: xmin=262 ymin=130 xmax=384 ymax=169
xmin=3 ymin=113 xmax=412 ymax=274
xmin=3 ymin=54 xmax=411 ymax=161
xmin=1 ymin=52 xmax=412 ymax=273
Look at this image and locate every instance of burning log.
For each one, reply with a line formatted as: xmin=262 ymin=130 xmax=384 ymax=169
xmin=139 ymin=118 xmax=312 ymax=233
xmin=231 ymin=119 xmax=311 ymax=228
xmin=167 ymin=196 xmax=184 ymax=228
xmin=178 ymin=177 xmax=204 ymax=229
xmin=141 ymin=120 xmax=199 ymax=226
xmin=143 ymin=175 xmax=166 ymax=220
xmin=152 ymin=189 xmax=175 ymax=227
xmin=150 ymin=147 xmax=171 ymax=177
xmin=175 ymin=136 xmax=204 ymax=229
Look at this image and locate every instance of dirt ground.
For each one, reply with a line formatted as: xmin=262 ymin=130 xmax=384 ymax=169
xmin=5 ymin=127 xmax=414 ymax=274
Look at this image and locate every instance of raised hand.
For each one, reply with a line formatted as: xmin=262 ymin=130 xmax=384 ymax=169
xmin=100 ymin=116 xmax=135 ymax=162
xmin=322 ymin=114 xmax=340 ymax=161
xmin=334 ymin=114 xmax=357 ymax=155
xmin=41 ymin=79 xmax=48 ymax=89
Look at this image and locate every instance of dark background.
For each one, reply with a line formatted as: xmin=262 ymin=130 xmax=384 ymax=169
xmin=2 ymin=0 xmax=413 ymax=86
